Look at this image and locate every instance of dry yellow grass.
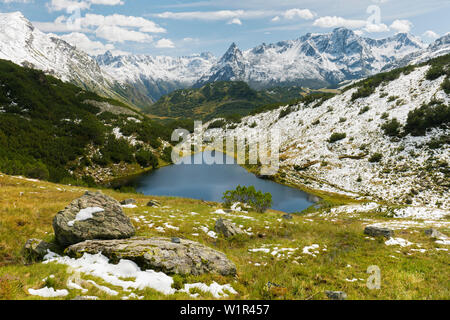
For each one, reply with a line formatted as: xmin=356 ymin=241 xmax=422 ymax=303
xmin=0 ymin=173 xmax=449 ymax=300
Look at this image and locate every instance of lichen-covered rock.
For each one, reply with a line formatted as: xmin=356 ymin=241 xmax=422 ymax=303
xmin=425 ymin=228 xmax=445 ymax=239
xmin=120 ymin=199 xmax=136 ymax=205
xmin=23 ymin=239 xmax=57 ymax=262
xmin=53 ymin=191 xmax=135 ymax=247
xmin=215 ymin=218 xmax=245 ymax=238
xmin=364 ymin=226 xmax=394 ymax=239
xmin=66 ymin=237 xmax=236 ymax=276
xmin=146 ymin=200 xmax=161 ymax=207
xmin=325 ymin=291 xmax=347 ymax=300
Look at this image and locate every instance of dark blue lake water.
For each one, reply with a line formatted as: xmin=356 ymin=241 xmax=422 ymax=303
xmin=126 ymin=152 xmax=316 ymax=213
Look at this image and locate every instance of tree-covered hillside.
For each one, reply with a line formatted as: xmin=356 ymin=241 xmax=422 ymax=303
xmin=0 ymin=59 xmax=179 ymax=185
xmin=144 ymin=81 xmax=308 ymax=120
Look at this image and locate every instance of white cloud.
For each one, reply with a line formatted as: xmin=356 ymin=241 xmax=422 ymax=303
xmin=313 ymin=16 xmax=367 ymax=29
xmin=227 ymin=18 xmax=242 ymax=25
xmin=154 ymin=9 xmax=282 ymax=22
xmin=390 ymin=19 xmax=413 ymax=33
xmin=96 ymin=25 xmax=153 ymax=43
xmin=1 ymin=0 xmax=33 ymax=3
xmin=155 ymin=38 xmax=175 ymax=48
xmin=271 ymin=16 xmax=280 ymax=22
xmin=283 ymin=9 xmax=315 ymax=20
xmin=422 ymin=30 xmax=439 ymax=40
xmin=313 ymin=15 xmax=389 ymax=33
xmin=155 ymin=10 xmax=244 ymax=21
xmin=46 ymin=0 xmax=90 ymax=13
xmin=46 ymin=0 xmax=124 ymax=13
xmin=57 ymin=32 xmax=114 ymax=54
xmin=363 ymin=23 xmax=389 ymax=33
xmin=80 ymin=13 xmax=166 ymax=33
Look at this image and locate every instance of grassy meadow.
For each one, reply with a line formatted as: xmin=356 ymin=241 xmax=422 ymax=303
xmin=0 ymin=173 xmax=448 ymax=300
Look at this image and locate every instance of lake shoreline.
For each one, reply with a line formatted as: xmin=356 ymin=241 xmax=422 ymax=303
xmin=111 ymin=151 xmax=331 ymax=213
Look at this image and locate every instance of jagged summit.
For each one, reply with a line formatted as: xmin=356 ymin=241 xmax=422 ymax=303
xmin=1 ymin=11 xmax=449 ymax=106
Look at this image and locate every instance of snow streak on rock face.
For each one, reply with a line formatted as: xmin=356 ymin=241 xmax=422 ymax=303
xmin=199 ymin=65 xmax=449 ymax=210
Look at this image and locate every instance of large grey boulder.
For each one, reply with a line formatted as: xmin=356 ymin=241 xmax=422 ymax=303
xmin=364 ymin=226 xmax=394 ymax=239
xmin=215 ymin=218 xmax=245 ymax=238
xmin=66 ymin=237 xmax=236 ymax=276
xmin=53 ymin=191 xmax=135 ymax=247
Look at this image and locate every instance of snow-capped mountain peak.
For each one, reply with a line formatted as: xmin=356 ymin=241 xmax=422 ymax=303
xmin=0 ymin=11 xmax=118 ymax=99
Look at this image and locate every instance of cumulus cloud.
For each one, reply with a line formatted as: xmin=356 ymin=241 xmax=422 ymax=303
xmin=57 ymin=31 xmax=114 ymax=54
xmin=390 ymin=19 xmax=413 ymax=33
xmin=313 ymin=16 xmax=367 ymax=29
xmin=95 ymin=25 xmax=153 ymax=43
xmin=155 ymin=38 xmax=175 ymax=48
xmin=79 ymin=13 xmax=166 ymax=33
xmin=227 ymin=18 xmax=242 ymax=25
xmin=363 ymin=23 xmax=389 ymax=33
xmin=1 ymin=0 xmax=34 ymax=3
xmin=46 ymin=0 xmax=124 ymax=13
xmin=313 ymin=15 xmax=390 ymax=34
xmin=422 ymin=30 xmax=439 ymax=40
xmin=34 ymin=13 xmax=165 ymax=44
xmin=283 ymin=9 xmax=315 ymax=20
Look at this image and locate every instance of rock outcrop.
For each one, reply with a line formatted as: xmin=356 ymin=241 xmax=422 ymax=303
xmin=364 ymin=226 xmax=394 ymax=239
xmin=215 ymin=218 xmax=245 ymax=238
xmin=53 ymin=191 xmax=135 ymax=247
xmin=23 ymin=239 xmax=57 ymax=262
xmin=66 ymin=237 xmax=236 ymax=276
xmin=425 ymin=228 xmax=445 ymax=239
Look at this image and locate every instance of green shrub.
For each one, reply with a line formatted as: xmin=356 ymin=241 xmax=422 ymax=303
xmin=161 ymin=147 xmax=173 ymax=164
xmin=222 ymin=185 xmax=272 ymax=213
xmin=381 ymin=118 xmax=402 ymax=137
xmin=207 ymin=119 xmax=226 ymax=129
xmin=328 ymin=132 xmax=346 ymax=143
xmin=135 ymin=149 xmax=158 ymax=168
xmin=426 ymin=65 xmax=446 ymax=81
xmin=359 ymin=106 xmax=370 ymax=115
xmin=442 ymin=77 xmax=450 ymax=94
xmin=369 ymin=153 xmax=383 ymax=163
xmin=404 ymin=101 xmax=450 ymax=136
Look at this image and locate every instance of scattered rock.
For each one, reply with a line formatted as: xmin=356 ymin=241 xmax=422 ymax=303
xmin=215 ymin=218 xmax=245 ymax=238
xmin=364 ymin=226 xmax=394 ymax=239
xmin=146 ymin=200 xmax=161 ymax=207
xmin=66 ymin=237 xmax=236 ymax=276
xmin=282 ymin=214 xmax=293 ymax=220
xmin=23 ymin=239 xmax=57 ymax=262
xmin=53 ymin=191 xmax=136 ymax=247
xmin=71 ymin=296 xmax=99 ymax=300
xmin=425 ymin=228 xmax=445 ymax=239
xmin=120 ymin=199 xmax=137 ymax=205
xmin=171 ymin=237 xmax=181 ymax=244
xmin=325 ymin=291 xmax=347 ymax=300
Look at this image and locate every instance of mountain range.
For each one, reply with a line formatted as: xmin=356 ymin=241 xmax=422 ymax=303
xmin=1 ymin=11 xmax=450 ymax=109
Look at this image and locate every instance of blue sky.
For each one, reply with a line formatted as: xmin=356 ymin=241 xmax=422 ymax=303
xmin=1 ymin=0 xmax=449 ymax=57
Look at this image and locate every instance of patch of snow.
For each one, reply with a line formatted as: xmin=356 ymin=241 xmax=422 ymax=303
xmin=28 ymin=287 xmax=69 ymax=298
xmin=68 ymin=207 xmax=104 ymax=227
xmin=180 ymin=282 xmax=237 ymax=299
xmin=44 ymin=252 xmax=176 ymax=295
xmin=122 ymin=204 xmax=138 ymax=209
xmin=385 ymin=238 xmax=414 ymax=247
